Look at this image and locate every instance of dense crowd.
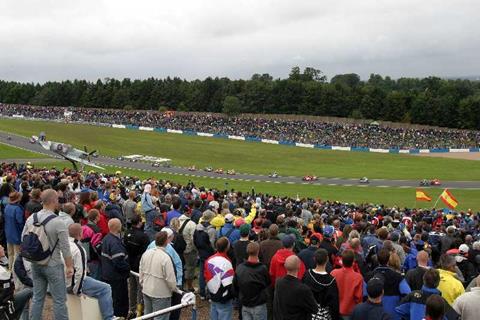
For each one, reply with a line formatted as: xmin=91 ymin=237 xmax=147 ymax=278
xmin=0 ymin=162 xmax=479 ymax=320
xmin=1 ymin=103 xmax=480 ymax=149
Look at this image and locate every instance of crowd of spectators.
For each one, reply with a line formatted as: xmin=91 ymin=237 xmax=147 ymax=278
xmin=0 ymin=162 xmax=480 ymax=319
xmin=1 ymin=103 xmax=479 ymax=149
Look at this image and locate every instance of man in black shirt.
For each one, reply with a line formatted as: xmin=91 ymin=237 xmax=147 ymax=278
xmin=273 ymin=255 xmax=317 ymax=320
xmin=233 ymin=224 xmax=251 ymax=267
xmin=234 ymin=242 xmax=271 ymax=319
xmin=405 ymin=250 xmax=430 ymax=291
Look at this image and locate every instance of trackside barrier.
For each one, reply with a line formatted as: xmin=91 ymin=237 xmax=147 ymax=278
xmin=123 ymin=271 xmax=197 ymax=320
xmin=2 ymin=116 xmax=479 ymax=154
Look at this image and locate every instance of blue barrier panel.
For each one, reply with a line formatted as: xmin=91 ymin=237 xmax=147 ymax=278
xmin=389 ymin=149 xmax=400 ymax=154
xmin=154 ymin=127 xmax=167 ymax=132
xmin=182 ymin=130 xmax=197 ymax=136
xmin=470 ymin=147 xmax=480 ymax=152
xmin=279 ymin=140 xmax=295 ymax=146
xmin=314 ymin=145 xmax=332 ymax=150
xmin=351 ymin=147 xmax=369 ymax=152
xmin=409 ymin=149 xmax=420 ymax=154
xmin=213 ymin=133 xmax=228 ymax=138
xmin=430 ymin=148 xmax=449 ymax=153
xmin=126 ymin=125 xmax=139 ymax=130
xmin=245 ymin=136 xmax=262 ymax=142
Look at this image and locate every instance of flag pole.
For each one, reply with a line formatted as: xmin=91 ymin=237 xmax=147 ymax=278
xmin=433 ymin=190 xmax=443 ymax=208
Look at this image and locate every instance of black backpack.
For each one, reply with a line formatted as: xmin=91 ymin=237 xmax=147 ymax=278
xmin=194 ymin=226 xmax=214 ymax=259
xmin=173 ymin=219 xmax=190 ymax=255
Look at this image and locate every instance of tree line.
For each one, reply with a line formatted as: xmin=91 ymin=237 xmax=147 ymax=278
xmin=0 ymin=67 xmax=479 ymax=130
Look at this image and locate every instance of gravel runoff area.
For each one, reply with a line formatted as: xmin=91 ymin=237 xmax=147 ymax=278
xmin=416 ymin=152 xmax=480 ymax=161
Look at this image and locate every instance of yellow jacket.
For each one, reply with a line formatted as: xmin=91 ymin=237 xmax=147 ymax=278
xmin=211 ymin=214 xmax=226 ymax=229
xmin=437 ymin=269 xmax=465 ymax=305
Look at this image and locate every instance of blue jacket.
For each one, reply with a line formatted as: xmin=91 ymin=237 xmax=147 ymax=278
xmin=101 ymin=233 xmax=130 ymax=281
xmin=4 ymin=203 xmax=25 ymax=244
xmin=395 ymin=286 xmax=459 ymax=320
xmin=361 ymin=234 xmax=383 ymax=257
xmin=218 ymin=223 xmax=240 ymax=244
xmin=371 ymin=266 xmax=411 ymax=320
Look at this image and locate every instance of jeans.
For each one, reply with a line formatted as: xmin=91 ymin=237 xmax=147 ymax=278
xmin=199 ymin=259 xmax=206 ymax=297
xmin=82 ymin=276 xmax=114 ymax=320
xmin=144 ymin=209 xmax=157 ymax=241
xmin=14 ymin=288 xmax=33 ymax=320
xmin=143 ymin=294 xmax=171 ymax=320
xmin=30 ymin=263 xmax=68 ymax=320
xmin=210 ymin=300 xmax=233 ymax=320
xmin=242 ymin=304 xmax=267 ymax=320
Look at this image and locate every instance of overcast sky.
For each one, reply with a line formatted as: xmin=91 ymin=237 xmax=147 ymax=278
xmin=1 ymin=0 xmax=479 ymax=83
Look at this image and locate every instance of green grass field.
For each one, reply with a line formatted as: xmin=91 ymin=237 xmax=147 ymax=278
xmin=0 ymin=119 xmax=479 ymax=209
xmin=0 ymin=143 xmax=44 ymax=159
xmin=0 ymin=118 xmax=479 ymax=181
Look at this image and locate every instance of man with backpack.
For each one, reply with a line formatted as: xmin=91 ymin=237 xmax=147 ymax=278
xmin=217 ymin=214 xmax=240 ymax=245
xmin=21 ymin=189 xmax=73 ymax=320
xmin=177 ymin=209 xmax=197 ymax=292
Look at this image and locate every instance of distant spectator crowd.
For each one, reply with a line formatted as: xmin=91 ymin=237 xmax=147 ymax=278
xmin=1 ymin=103 xmax=479 ymax=149
xmin=1 ymin=162 xmax=480 ymax=319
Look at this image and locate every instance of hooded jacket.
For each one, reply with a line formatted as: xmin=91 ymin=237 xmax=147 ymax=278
xmin=194 ymin=222 xmax=216 ymax=260
xmin=269 ymin=249 xmax=306 ymax=286
xmin=395 ymin=286 xmax=459 ymax=320
xmin=4 ymin=203 xmax=24 ymax=244
xmin=438 ymin=269 xmax=465 ymax=305
xmin=302 ymin=269 xmax=340 ymax=320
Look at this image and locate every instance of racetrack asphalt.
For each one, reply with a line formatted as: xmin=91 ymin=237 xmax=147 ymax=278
xmin=1 ymin=131 xmax=479 ymax=190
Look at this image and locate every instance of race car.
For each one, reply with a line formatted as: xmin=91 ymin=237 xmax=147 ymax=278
xmin=227 ymin=169 xmax=236 ymax=175
xmin=152 ymin=162 xmax=161 ymax=167
xmin=29 ymin=137 xmax=36 ymax=144
xmin=359 ymin=177 xmax=369 ymax=184
xmin=420 ymin=179 xmax=429 ymax=186
xmin=420 ymin=179 xmax=442 ymax=186
xmin=214 ymin=168 xmax=224 ymax=174
xmin=116 ymin=156 xmax=124 ymax=161
xmin=188 ymin=165 xmax=197 ymax=171
xmin=204 ymin=166 xmax=213 ymax=172
xmin=269 ymin=172 xmax=279 ymax=178
xmin=430 ymin=179 xmax=441 ymax=186
xmin=303 ymin=175 xmax=318 ymax=182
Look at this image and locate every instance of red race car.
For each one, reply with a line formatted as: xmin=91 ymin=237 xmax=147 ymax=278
xmin=430 ymin=179 xmax=441 ymax=186
xmin=303 ymin=175 xmax=318 ymax=182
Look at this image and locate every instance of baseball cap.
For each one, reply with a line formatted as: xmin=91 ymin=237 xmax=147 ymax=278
xmin=282 ymin=234 xmax=295 ymax=248
xmin=161 ymin=227 xmax=174 ymax=238
xmin=459 ymin=244 xmax=469 ymax=254
xmin=225 ymin=213 xmax=234 ymax=223
xmin=239 ymin=224 xmax=251 ymax=237
xmin=367 ymin=277 xmax=384 ymax=299
xmin=323 ymin=225 xmax=334 ymax=239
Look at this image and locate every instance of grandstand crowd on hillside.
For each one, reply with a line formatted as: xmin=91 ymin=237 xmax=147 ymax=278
xmin=1 ymin=103 xmax=480 ymax=149
xmin=0 ymin=162 xmax=479 ymax=320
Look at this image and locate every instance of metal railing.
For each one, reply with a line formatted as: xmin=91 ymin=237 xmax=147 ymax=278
xmin=115 ymin=271 xmax=197 ymax=320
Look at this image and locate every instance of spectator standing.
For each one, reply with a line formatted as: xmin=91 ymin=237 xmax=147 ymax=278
xmin=122 ymin=190 xmax=138 ymax=227
xmin=58 ymin=202 xmax=75 ymax=228
xmin=233 ymin=242 xmax=270 ymax=320
xmin=269 ymin=234 xmax=306 ymax=286
xmin=23 ymin=188 xmax=42 ymax=219
xmin=139 ymin=231 xmax=182 ymax=320
xmin=452 ymin=275 xmax=480 ymax=320
xmin=396 ymin=268 xmax=457 ymax=320
xmin=204 ymin=237 xmax=235 ymax=320
xmin=166 ymin=197 xmax=182 ymax=226
xmin=259 ymin=224 xmax=283 ymax=269
xmin=437 ymin=254 xmax=465 ymax=305
xmin=142 ymin=184 xmax=157 ymax=240
xmin=331 ymin=250 xmax=363 ymax=319
xmin=405 ymin=250 xmax=430 ymax=291
xmin=66 ymin=224 xmax=114 ymax=320
xmin=233 ymin=224 xmax=251 ymax=267
xmin=273 ymin=255 xmax=317 ymax=320
xmin=4 ymin=191 xmax=25 ymax=268
xmin=302 ymin=248 xmax=340 ymax=320
xmin=177 ymin=208 xmax=197 ymax=292
xmin=298 ymin=234 xmax=322 ymax=270
xmin=13 ymin=254 xmax=33 ymax=320
xmin=22 ymin=189 xmax=73 ymax=320
xmin=124 ymin=214 xmax=150 ymax=318
xmin=101 ymin=218 xmax=130 ymax=318
xmin=425 ymin=295 xmax=446 ymax=320
xmin=218 ymin=213 xmax=240 ymax=245
xmin=351 ymin=277 xmax=390 ymax=320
